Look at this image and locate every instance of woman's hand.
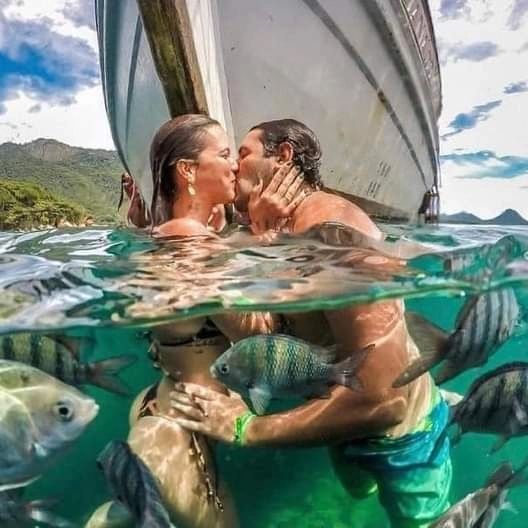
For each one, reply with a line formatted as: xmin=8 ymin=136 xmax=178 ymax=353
xmin=169 ymin=382 xmax=250 ymax=443
xmin=248 ymin=162 xmax=307 ymax=235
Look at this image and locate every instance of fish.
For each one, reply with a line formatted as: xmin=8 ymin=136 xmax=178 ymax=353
xmin=449 ymin=362 xmax=528 ymax=453
xmin=430 ymin=459 xmax=527 ymax=527
xmin=210 ymin=334 xmax=373 ymax=415
xmin=0 ymin=491 xmax=74 ymax=527
xmin=0 ymin=332 xmax=136 ymax=396
xmin=96 ymin=440 xmax=173 ymax=528
xmin=85 ymin=500 xmax=134 ymax=528
xmin=393 ymin=288 xmax=519 ymax=388
xmin=0 ymin=360 xmax=98 ymax=491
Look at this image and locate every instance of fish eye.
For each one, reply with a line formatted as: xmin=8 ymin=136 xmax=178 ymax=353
xmin=220 ymin=364 xmax=229 ymax=374
xmin=54 ymin=401 xmax=74 ymax=422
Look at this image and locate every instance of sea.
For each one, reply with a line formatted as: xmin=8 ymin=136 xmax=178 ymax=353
xmin=2 ymin=222 xmax=528 ymax=528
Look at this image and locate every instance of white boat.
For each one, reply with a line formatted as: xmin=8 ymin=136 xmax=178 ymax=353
xmin=95 ymin=0 xmax=442 ymax=222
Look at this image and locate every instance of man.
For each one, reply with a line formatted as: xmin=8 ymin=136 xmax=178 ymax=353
xmin=171 ymin=119 xmax=452 ymax=527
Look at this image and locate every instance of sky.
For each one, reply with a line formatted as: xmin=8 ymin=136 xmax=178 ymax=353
xmin=0 ymin=0 xmax=527 ymax=219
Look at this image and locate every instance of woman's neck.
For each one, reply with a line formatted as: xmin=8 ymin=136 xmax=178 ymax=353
xmin=170 ymin=193 xmax=212 ymax=226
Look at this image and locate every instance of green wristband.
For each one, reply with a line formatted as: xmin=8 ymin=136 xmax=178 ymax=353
xmin=233 ymin=411 xmax=256 ymax=446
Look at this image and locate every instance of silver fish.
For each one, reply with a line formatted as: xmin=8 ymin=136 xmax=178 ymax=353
xmin=450 ymin=362 xmax=528 ymax=453
xmin=211 ymin=334 xmax=372 ymax=415
xmin=430 ymin=460 xmax=526 ymax=527
xmin=393 ymin=288 xmax=520 ymax=388
xmin=0 ymin=333 xmax=136 ymax=396
xmin=0 ymin=491 xmax=74 ymax=527
xmin=96 ymin=440 xmax=173 ymax=528
xmin=0 ymin=360 xmax=98 ymax=491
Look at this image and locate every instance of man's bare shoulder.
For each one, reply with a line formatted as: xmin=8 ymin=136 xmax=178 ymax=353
xmin=292 ymin=191 xmax=382 ymax=239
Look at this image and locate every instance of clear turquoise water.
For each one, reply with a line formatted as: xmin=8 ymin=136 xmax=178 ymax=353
xmin=2 ymin=223 xmax=528 ymax=527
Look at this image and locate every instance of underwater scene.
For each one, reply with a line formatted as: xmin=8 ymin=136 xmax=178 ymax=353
xmin=2 ymin=222 xmax=528 ymax=527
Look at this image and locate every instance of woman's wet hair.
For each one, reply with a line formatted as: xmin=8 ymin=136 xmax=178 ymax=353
xmin=250 ymin=119 xmax=322 ymax=189
xmin=150 ymin=114 xmax=220 ymax=226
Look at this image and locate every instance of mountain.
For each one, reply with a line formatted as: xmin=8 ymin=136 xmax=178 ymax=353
xmin=440 ymin=208 xmax=528 ymax=225
xmin=0 ymin=138 xmax=124 ymax=223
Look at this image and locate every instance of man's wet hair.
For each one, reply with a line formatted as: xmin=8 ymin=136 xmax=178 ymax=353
xmin=250 ymin=119 xmax=322 ymax=189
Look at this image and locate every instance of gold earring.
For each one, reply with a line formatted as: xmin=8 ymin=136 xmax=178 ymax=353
xmin=188 ymin=183 xmax=196 ymax=196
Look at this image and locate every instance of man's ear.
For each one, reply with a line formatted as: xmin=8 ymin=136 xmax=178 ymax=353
xmin=277 ymin=142 xmax=294 ymax=164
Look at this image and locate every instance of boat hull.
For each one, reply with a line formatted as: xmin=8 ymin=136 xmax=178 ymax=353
xmin=96 ymin=0 xmax=441 ymax=222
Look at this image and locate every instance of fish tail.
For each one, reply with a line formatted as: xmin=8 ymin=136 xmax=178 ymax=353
xmin=86 ymin=354 xmax=137 ymax=396
xmin=330 ymin=344 xmax=373 ymax=391
xmin=26 ymin=500 xmax=75 ymax=528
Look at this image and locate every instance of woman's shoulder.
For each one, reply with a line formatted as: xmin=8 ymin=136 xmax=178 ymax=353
xmin=154 ymin=218 xmax=211 ymax=237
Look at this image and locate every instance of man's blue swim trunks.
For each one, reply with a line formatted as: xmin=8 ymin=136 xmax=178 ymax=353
xmin=330 ymin=388 xmax=452 ymax=528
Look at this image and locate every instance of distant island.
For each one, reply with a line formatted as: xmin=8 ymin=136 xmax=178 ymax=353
xmin=0 ymin=138 xmax=123 ymax=229
xmin=440 ymin=209 xmax=528 ymax=225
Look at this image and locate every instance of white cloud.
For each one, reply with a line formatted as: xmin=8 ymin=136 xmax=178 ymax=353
xmin=430 ymin=0 xmax=528 ymax=214
xmin=0 ymin=88 xmax=114 ymax=149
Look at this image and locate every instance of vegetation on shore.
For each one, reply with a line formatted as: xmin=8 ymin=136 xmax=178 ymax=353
xmin=0 ymin=180 xmax=86 ymax=230
xmin=0 ymin=138 xmax=123 ymax=227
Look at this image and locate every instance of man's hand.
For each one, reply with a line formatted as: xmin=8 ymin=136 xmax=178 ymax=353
xmin=207 ymin=205 xmax=227 ymax=233
xmin=248 ymin=162 xmax=307 ymax=235
xmin=169 ymin=382 xmax=250 ymax=443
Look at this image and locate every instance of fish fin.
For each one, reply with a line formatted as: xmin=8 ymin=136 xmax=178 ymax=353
xmin=248 ymin=386 xmax=272 ymax=415
xmin=439 ymin=389 xmax=464 ymax=407
xmin=0 ymin=475 xmax=40 ymax=492
xmin=393 ymin=313 xmax=449 ymax=388
xmin=405 ymin=311 xmax=449 ymax=354
xmin=501 ymin=501 xmax=518 ymax=515
xmin=27 ymin=500 xmax=75 ymax=528
xmin=512 ymin=397 xmax=528 ymax=426
xmin=450 ymin=424 xmax=463 ymax=446
xmin=434 ymin=360 xmax=463 ymax=385
xmin=330 ymin=344 xmax=373 ymax=391
xmin=485 ymin=463 xmax=514 ymax=488
xmin=489 ymin=435 xmax=509 ymax=455
xmin=44 ymin=334 xmax=94 ymax=359
xmin=87 ymin=354 xmax=137 ymax=396
xmin=305 ymin=382 xmax=332 ymax=399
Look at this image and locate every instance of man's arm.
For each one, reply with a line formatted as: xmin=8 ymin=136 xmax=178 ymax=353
xmin=244 ymin=300 xmax=410 ymax=446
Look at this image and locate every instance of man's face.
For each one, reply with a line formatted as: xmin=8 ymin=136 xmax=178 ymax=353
xmin=235 ymin=129 xmax=276 ymax=212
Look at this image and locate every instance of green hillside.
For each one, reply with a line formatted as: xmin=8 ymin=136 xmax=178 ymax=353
xmin=0 ymin=138 xmax=124 ymax=223
xmin=0 ymin=180 xmax=85 ymax=230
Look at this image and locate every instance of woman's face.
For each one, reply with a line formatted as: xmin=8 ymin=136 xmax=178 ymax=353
xmin=194 ymin=125 xmax=237 ymax=204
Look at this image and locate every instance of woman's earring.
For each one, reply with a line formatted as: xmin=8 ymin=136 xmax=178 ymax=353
xmin=187 ymin=174 xmax=196 ymax=196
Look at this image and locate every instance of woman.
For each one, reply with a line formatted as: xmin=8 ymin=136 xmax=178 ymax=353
xmin=87 ymin=115 xmax=284 ymax=528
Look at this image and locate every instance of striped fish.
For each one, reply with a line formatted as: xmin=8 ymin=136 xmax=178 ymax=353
xmin=393 ymin=288 xmax=519 ymax=388
xmin=0 ymin=333 xmax=136 ymax=396
xmin=450 ymin=362 xmax=528 ymax=453
xmin=210 ymin=334 xmax=372 ymax=415
xmin=96 ymin=440 xmax=174 ymax=528
xmin=0 ymin=491 xmax=74 ymax=527
xmin=430 ymin=460 xmax=527 ymax=527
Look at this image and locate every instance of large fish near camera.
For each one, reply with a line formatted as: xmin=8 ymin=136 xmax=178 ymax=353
xmin=449 ymin=361 xmax=528 ymax=453
xmin=0 ymin=360 xmax=98 ymax=491
xmin=0 ymin=490 xmax=75 ymax=527
xmin=211 ymin=334 xmax=372 ymax=415
xmin=96 ymin=440 xmax=174 ymax=528
xmin=0 ymin=333 xmax=136 ymax=396
xmin=393 ymin=288 xmax=519 ymax=388
xmin=430 ymin=460 xmax=527 ymax=527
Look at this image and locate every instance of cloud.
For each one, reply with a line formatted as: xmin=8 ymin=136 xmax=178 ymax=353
xmin=0 ymin=10 xmax=99 ymax=110
xmin=440 ymin=150 xmax=528 ymax=179
xmin=507 ymin=0 xmax=528 ymax=30
xmin=443 ymin=41 xmax=500 ymax=63
xmin=442 ymin=100 xmax=502 ymax=139
xmin=61 ymin=0 xmax=96 ymax=30
xmin=28 ymin=103 xmax=41 ymax=113
xmin=504 ymin=80 xmax=528 ymax=94
xmin=439 ymin=0 xmax=468 ymax=19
